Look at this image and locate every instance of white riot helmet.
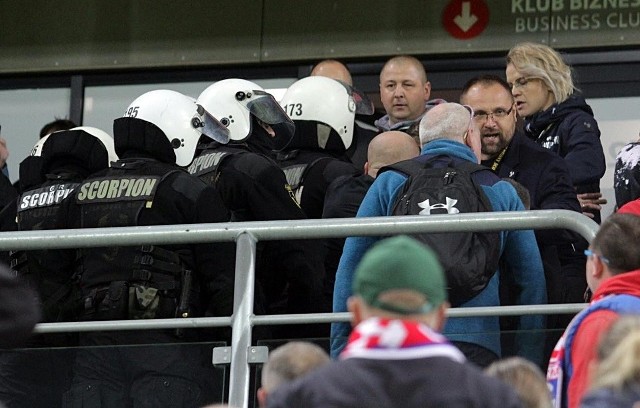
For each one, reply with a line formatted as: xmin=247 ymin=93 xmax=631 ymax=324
xmin=197 ymin=79 xmax=295 ymax=151
xmin=121 ymin=89 xmax=229 ymax=166
xmin=71 ymin=126 xmax=119 ymax=164
xmin=279 ymin=76 xmax=373 ymax=151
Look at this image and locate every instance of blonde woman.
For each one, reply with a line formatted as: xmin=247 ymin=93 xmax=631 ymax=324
xmin=485 ymin=357 xmax=552 ymax=408
xmin=506 ymin=42 xmax=606 ymax=222
xmin=580 ymin=315 xmax=640 ymax=407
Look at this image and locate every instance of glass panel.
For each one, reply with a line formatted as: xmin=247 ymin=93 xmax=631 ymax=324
xmin=0 ymin=88 xmax=70 ymax=183
xmin=0 ymin=336 xmax=227 ymax=406
xmin=587 ymin=96 xmax=640 ymax=218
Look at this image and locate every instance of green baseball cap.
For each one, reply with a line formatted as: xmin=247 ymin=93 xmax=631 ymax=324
xmin=353 ymin=235 xmax=447 ymax=314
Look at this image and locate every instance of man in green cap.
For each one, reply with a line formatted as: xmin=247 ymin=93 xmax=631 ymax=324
xmin=266 ymin=236 xmax=523 ymax=408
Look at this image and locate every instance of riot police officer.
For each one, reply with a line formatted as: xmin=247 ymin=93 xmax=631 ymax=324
xmin=0 ymin=127 xmax=117 ymax=408
xmin=59 ymin=90 xmax=233 ymax=408
xmin=190 ymin=79 xmax=327 ymax=325
xmin=277 ymin=76 xmax=369 ymax=219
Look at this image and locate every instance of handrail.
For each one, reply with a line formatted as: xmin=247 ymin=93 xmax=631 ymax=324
xmin=33 ymin=303 xmax=587 ymax=334
xmin=0 ymin=209 xmax=597 ymax=249
xmin=0 ymin=209 xmax=599 ymax=408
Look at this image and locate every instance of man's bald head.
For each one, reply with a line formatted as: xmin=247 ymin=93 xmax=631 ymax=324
xmin=419 ymin=103 xmax=481 ymax=162
xmin=419 ymin=103 xmax=471 ymax=145
xmin=310 ymin=59 xmax=353 ymax=86
xmin=379 ymin=56 xmax=428 ymax=84
xmin=365 ymin=131 xmax=420 ymax=178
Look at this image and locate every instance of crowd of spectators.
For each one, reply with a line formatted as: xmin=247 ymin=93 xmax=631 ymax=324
xmin=0 ymin=43 xmax=638 ymax=408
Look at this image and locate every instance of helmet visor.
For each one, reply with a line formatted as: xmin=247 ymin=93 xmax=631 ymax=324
xmin=337 ymin=80 xmax=374 ymax=115
xmin=235 ymin=89 xmax=295 ymax=136
xmin=195 ymin=104 xmax=230 ymax=144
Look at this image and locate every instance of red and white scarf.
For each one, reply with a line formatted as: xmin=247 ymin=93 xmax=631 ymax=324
xmin=340 ymin=317 xmax=466 ymax=362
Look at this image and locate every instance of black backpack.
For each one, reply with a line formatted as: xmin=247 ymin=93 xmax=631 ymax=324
xmin=382 ymin=155 xmax=501 ymax=306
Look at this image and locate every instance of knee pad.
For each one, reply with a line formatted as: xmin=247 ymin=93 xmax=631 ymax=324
xmin=131 ymin=375 xmax=202 ymax=408
xmin=62 ymin=382 xmax=125 ymax=408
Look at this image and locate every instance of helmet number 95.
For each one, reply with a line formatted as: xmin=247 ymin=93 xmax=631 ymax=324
xmin=124 ymin=106 xmax=139 ymax=118
xmin=283 ymin=103 xmax=302 ymax=117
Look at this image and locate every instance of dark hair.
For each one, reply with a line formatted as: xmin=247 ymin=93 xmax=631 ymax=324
xmin=592 ymin=213 xmax=640 ymax=274
xmin=460 ymin=74 xmax=513 ymax=101
xmin=39 ymin=118 xmax=77 ymax=139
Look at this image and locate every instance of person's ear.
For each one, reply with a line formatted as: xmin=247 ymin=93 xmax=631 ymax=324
xmin=431 ymin=302 xmax=449 ymax=332
xmin=364 ymin=161 xmax=370 ymax=176
xmin=590 ymin=252 xmax=604 ymax=275
xmin=348 ymin=296 xmax=365 ymax=327
xmin=257 ymin=120 xmax=275 ymax=137
xmin=423 ymin=81 xmax=432 ymax=101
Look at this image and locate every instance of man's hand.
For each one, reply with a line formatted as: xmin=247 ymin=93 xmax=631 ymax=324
xmin=0 ymin=138 xmax=8 ymax=168
xmin=577 ymin=192 xmax=607 ymax=218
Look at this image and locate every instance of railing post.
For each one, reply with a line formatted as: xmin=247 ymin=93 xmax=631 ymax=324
xmin=228 ymin=232 xmax=257 ymax=408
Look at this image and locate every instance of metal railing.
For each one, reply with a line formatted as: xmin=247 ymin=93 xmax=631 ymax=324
xmin=0 ymin=209 xmax=599 ymax=408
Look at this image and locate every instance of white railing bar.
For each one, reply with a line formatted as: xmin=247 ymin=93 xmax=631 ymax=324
xmin=0 ymin=210 xmax=598 ymax=250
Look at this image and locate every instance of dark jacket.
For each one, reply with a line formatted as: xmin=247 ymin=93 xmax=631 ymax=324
xmin=0 ymin=173 xmax=16 ymax=211
xmin=0 ymin=266 xmax=40 ymax=348
xmin=276 ymin=149 xmax=360 ymax=219
xmin=523 ymin=94 xmax=605 ymax=199
xmin=345 ymin=123 xmax=378 ymax=171
xmin=189 ymin=144 xmax=327 ymax=315
xmin=483 ymin=131 xmax=581 ymax=216
xmin=267 ymin=356 xmax=523 ymax=408
xmin=321 ymin=173 xmax=374 ymax=298
xmin=483 ymin=131 xmax=586 ymax=306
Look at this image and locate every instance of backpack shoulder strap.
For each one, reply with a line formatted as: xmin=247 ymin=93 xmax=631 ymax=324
xmin=380 ymin=155 xmax=454 ymax=177
xmin=454 ymin=160 xmax=487 ymax=175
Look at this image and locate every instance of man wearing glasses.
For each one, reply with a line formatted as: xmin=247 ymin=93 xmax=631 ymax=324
xmin=460 ymin=75 xmax=586 ymax=354
xmin=331 ymin=102 xmax=546 ymax=368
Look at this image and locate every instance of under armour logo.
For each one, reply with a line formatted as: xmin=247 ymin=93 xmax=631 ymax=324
xmin=418 ymin=197 xmax=460 ymax=215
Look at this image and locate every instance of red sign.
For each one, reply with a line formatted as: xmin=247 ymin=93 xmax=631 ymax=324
xmin=442 ymin=0 xmax=489 ymax=40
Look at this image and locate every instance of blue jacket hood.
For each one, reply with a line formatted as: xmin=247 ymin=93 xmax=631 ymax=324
xmin=421 ymin=138 xmax=479 ymax=163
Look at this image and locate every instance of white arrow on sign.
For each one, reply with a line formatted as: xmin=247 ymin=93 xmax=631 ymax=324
xmin=454 ymin=2 xmax=478 ymax=32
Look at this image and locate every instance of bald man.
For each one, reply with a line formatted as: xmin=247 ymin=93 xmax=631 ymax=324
xmin=321 ymin=131 xmax=420 ymax=303
xmin=375 ymin=55 xmax=445 ymax=133
xmin=257 ymin=341 xmax=329 ymax=407
xmin=310 ymin=59 xmax=353 ymax=86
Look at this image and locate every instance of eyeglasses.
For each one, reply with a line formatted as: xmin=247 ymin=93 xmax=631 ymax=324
xmin=473 ymin=106 xmax=514 ymax=123
xmin=584 ymin=249 xmax=610 ymax=265
xmin=509 ymin=77 xmax=537 ymax=90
